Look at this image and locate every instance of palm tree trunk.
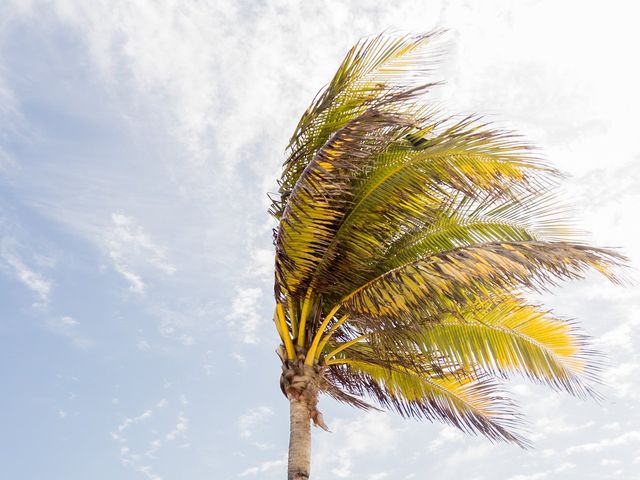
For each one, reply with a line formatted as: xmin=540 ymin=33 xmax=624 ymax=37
xmin=288 ymin=398 xmax=311 ymax=480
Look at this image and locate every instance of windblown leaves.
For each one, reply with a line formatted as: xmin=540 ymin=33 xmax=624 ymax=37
xmin=273 ymin=32 xmax=443 ymax=221
xmin=326 ymin=296 xmax=599 ymax=395
xmin=272 ymin=31 xmax=626 ymax=447
xmin=275 ymin=108 xmax=415 ymax=296
xmin=415 ymin=299 xmax=600 ymax=396
xmin=327 ymin=358 xmax=527 ymax=446
xmin=341 ymin=241 xmax=624 ymax=321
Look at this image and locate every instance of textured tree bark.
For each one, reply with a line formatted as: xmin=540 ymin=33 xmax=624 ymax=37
xmin=288 ymin=398 xmax=311 ymax=480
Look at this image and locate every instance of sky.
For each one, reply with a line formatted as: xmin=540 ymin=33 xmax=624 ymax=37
xmin=1 ymin=1 xmax=639 ymax=479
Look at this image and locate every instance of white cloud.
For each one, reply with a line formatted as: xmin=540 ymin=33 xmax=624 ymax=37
xmin=444 ymin=443 xmax=494 ymax=468
xmin=121 ymin=405 xmax=190 ymax=462
xmin=137 ymin=465 xmax=162 ymax=480
xmin=541 ymin=449 xmax=556 ymax=458
xmin=238 ymin=406 xmax=274 ymax=440
xmin=566 ymin=431 xmax=640 ymax=455
xmin=314 ymin=412 xmax=400 ymax=478
xmin=554 ymin=463 xmax=576 ymax=473
xmin=165 ymin=412 xmax=188 ymax=441
xmin=46 ymin=316 xmax=94 ymax=350
xmin=1 ymin=250 xmax=51 ymax=304
xmin=107 ymin=213 xmax=176 ymax=294
xmin=602 ymin=422 xmax=621 ymax=431
xmin=535 ymin=418 xmax=596 ymax=436
xmin=143 ymin=439 xmax=162 ymax=460
xmin=506 ymin=473 xmax=547 ymax=480
xmin=603 ymin=362 xmax=640 ymax=399
xmin=231 ymin=352 xmax=246 ymax=364
xmin=112 ymin=396 xmax=189 ymax=479
xmin=240 ymin=458 xmax=285 ymax=477
xmin=369 ymin=473 xmax=389 ymax=480
xmin=0 ymin=75 xmax=22 ymax=171
xmin=116 ymin=409 xmax=154 ymax=435
xmin=511 ymin=384 xmax=533 ymax=397
xmin=597 ymin=318 xmax=640 ymax=352
xmin=116 ymin=268 xmax=145 ymax=294
xmin=428 ymin=426 xmax=463 ymax=451
xmin=506 ymin=461 xmax=575 ymax=480
xmin=60 ymin=315 xmax=78 ymax=326
xmin=249 ymin=247 xmax=274 ymax=281
xmin=49 ymin=0 xmax=228 ymax=163
xmin=226 ymin=287 xmax=264 ymax=344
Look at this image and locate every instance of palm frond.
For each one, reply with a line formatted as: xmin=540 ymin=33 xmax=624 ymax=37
xmin=380 ymin=190 xmax=578 ymax=271
xmin=323 ymin=292 xmax=600 ymax=394
xmin=273 ymin=32 xmax=444 ymax=220
xmin=305 ymin=117 xmax=561 ymax=297
xmin=341 ymin=241 xmax=625 ymax=321
xmin=414 ymin=300 xmax=601 ymax=397
xmin=275 ymin=108 xmax=415 ymax=296
xmin=327 ymin=358 xmax=527 ymax=446
xmin=272 ymin=31 xmax=626 ymax=450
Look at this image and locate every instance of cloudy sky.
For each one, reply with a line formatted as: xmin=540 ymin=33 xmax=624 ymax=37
xmin=1 ymin=1 xmax=639 ymax=479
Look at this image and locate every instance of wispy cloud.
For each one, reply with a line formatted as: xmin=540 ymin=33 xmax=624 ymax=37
xmin=112 ymin=396 xmax=189 ymax=479
xmin=238 ymin=406 xmax=273 ymax=439
xmin=1 ymin=249 xmax=52 ymax=305
xmin=427 ymin=426 xmax=463 ymax=451
xmin=46 ymin=315 xmax=94 ymax=350
xmin=315 ymin=412 xmax=400 ymax=478
xmin=565 ymin=431 xmax=640 ymax=455
xmin=238 ymin=405 xmax=274 ymax=450
xmin=240 ymin=457 xmax=285 ymax=477
xmin=165 ymin=412 xmax=188 ymax=442
xmin=136 ymin=465 xmax=162 ymax=480
xmin=107 ymin=213 xmax=176 ymax=294
xmin=226 ymin=287 xmax=264 ymax=344
xmin=506 ymin=472 xmax=548 ymax=480
xmin=0 ymin=75 xmax=21 ymax=171
xmin=368 ymin=473 xmax=389 ymax=480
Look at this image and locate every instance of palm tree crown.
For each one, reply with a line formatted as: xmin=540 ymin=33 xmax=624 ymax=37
xmin=271 ymin=32 xmax=625 ymax=476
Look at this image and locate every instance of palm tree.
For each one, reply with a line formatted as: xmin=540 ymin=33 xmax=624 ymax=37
xmin=270 ymin=32 xmax=625 ymax=480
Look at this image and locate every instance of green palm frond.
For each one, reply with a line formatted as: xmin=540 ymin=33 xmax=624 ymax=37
xmin=327 ymin=358 xmax=527 ymax=446
xmin=341 ymin=241 xmax=623 ymax=321
xmin=274 ymin=32 xmax=444 ymax=220
xmin=324 ymin=190 xmax=575 ymax=297
xmin=415 ymin=300 xmax=600 ymax=396
xmin=272 ymin=31 xmax=627 ymax=448
xmin=325 ymin=296 xmax=599 ymax=397
xmin=275 ymin=108 xmax=415 ymax=296
xmin=378 ymin=190 xmax=577 ymax=268
xmin=308 ymin=122 xmax=553 ymax=292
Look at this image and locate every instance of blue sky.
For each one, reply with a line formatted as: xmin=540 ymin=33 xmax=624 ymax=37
xmin=1 ymin=1 xmax=640 ymax=479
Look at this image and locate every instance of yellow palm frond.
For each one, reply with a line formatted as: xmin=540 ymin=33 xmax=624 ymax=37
xmin=272 ymin=31 xmax=627 ymax=448
xmin=275 ymin=109 xmax=414 ymax=296
xmin=322 ymin=292 xmax=598 ymax=393
xmin=340 ymin=241 xmax=624 ymax=321
xmin=418 ymin=304 xmax=596 ymax=395
xmin=274 ymin=32 xmax=443 ymax=220
xmin=327 ymin=358 xmax=527 ymax=446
